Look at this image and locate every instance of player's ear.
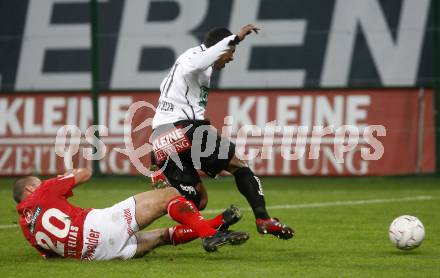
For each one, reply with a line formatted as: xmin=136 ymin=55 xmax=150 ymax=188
xmin=24 ymin=184 xmax=36 ymax=195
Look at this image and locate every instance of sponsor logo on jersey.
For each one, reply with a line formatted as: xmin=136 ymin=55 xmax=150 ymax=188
xmin=28 ymin=206 xmax=41 ymax=234
xmin=199 ymin=86 xmax=210 ymax=108
xmin=158 ymin=100 xmax=174 ymax=112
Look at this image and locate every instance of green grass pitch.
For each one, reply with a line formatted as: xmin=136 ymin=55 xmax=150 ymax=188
xmin=1 ymin=176 xmax=439 ymax=277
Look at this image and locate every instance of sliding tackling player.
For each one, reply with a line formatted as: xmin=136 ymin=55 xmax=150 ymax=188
xmin=13 ymin=168 xmax=247 ymax=260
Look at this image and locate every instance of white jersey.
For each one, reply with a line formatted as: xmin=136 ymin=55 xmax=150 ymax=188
xmin=152 ymin=34 xmax=238 ymax=129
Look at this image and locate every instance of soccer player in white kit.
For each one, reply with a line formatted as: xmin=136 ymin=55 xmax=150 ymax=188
xmin=151 ymin=24 xmax=294 ymax=240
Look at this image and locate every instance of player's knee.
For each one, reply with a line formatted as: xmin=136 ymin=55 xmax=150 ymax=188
xmin=198 ymin=197 xmax=208 ymax=211
xmin=163 ymin=187 xmax=180 ymax=199
xmin=226 ymin=155 xmax=248 ymax=174
xmin=156 ymin=187 xmax=181 ymax=211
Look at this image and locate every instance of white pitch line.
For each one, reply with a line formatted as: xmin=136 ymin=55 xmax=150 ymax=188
xmin=0 ymin=195 xmax=433 ymax=229
xmin=0 ymin=224 xmax=19 ymax=229
xmin=202 ymin=195 xmax=433 ymax=214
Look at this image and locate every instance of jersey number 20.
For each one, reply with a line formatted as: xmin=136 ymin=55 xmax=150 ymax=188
xmin=35 ymin=208 xmax=72 ymax=256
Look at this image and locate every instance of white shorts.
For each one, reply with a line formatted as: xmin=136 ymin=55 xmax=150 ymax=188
xmin=81 ymin=197 xmax=139 ymax=261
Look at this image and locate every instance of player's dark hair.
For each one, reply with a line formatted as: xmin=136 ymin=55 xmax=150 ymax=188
xmin=203 ymin=27 xmax=233 ymax=48
xmin=12 ymin=176 xmax=36 ymax=203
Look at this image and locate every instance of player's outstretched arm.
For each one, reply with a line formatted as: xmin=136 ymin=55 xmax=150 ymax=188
xmin=191 ymin=35 xmax=237 ymax=71
xmin=190 ymin=24 xmax=259 ymax=71
xmin=60 ymin=168 xmax=92 ymax=186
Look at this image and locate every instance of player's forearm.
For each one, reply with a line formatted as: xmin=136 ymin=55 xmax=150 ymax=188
xmin=192 ymin=34 xmax=237 ymax=70
xmin=74 ymin=168 xmax=92 ymax=185
xmin=61 ymin=168 xmax=92 ymax=185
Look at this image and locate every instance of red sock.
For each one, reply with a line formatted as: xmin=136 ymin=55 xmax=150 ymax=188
xmin=167 ymin=196 xmax=217 ymax=238
xmin=206 ymin=213 xmax=224 ymax=229
xmin=167 ymin=225 xmax=198 ymax=245
xmin=167 ymin=213 xmax=224 ymax=245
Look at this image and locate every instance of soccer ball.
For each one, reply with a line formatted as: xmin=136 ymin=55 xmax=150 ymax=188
xmin=388 ymin=215 xmax=425 ymax=250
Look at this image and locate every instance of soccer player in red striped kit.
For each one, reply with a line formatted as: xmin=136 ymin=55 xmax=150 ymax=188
xmin=13 ymin=168 xmax=247 ymax=260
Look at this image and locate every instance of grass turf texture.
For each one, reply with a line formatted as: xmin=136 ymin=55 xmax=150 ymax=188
xmin=0 ymin=176 xmax=439 ymax=278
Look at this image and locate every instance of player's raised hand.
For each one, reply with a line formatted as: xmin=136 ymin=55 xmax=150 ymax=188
xmin=237 ymin=24 xmax=260 ymax=41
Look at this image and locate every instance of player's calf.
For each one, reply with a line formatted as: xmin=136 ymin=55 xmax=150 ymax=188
xmin=166 ymin=204 xmax=243 ymax=245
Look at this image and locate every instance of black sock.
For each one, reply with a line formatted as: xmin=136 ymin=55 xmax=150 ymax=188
xmin=233 ymin=167 xmax=270 ymax=219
